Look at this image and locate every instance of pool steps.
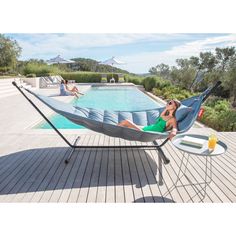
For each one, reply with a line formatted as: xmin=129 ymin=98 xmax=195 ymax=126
xmin=0 ymin=78 xmax=35 ymax=99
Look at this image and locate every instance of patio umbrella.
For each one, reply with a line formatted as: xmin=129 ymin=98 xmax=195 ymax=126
xmin=99 ymin=56 xmax=125 ymax=80
xmin=46 ymin=55 xmax=75 ymax=65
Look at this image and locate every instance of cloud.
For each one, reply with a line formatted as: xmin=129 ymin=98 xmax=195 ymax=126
xmin=117 ymin=34 xmax=236 ymax=73
xmin=11 ymin=33 xmax=192 ymax=59
xmin=8 ymin=33 xmax=236 ymax=73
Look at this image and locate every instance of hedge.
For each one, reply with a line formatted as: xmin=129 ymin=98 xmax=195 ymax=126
xmin=61 ymin=72 xmax=132 ymax=83
xmin=124 ymin=74 xmax=144 ymax=85
xmin=201 ymin=100 xmax=236 ymax=131
xmin=152 ymin=86 xmax=196 ymax=100
xmin=60 ymin=72 xmax=101 ymax=83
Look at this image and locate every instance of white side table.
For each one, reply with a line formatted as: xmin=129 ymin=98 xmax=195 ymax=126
xmin=171 ymin=134 xmax=227 ymax=200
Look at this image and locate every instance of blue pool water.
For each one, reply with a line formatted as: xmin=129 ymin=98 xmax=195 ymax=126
xmin=36 ymin=86 xmax=161 ymax=129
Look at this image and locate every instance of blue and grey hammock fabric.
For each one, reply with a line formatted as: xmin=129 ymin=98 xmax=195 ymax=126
xmin=12 ymin=81 xmax=221 ymax=143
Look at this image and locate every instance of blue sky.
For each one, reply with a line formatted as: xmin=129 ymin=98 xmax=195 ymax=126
xmin=6 ymin=33 xmax=236 ymax=73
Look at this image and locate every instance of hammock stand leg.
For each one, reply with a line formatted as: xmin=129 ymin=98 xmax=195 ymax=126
xmin=12 ymin=81 xmax=170 ymax=169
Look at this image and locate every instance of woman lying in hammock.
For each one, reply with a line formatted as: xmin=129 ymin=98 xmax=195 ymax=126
xmin=118 ymin=99 xmax=181 ymax=140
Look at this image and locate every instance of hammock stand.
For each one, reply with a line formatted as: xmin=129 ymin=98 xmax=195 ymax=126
xmin=12 ymin=81 xmax=221 ymax=184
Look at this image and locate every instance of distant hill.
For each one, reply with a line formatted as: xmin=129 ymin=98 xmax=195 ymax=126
xmin=137 ymin=73 xmax=151 ymax=77
xmin=70 ymin=58 xmax=130 ymax=74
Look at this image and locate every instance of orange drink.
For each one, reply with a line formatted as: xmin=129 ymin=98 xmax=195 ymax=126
xmin=208 ymin=134 xmax=217 ymax=150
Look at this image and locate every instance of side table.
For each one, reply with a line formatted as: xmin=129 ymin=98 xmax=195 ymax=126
xmin=171 ymin=134 xmax=227 ymax=201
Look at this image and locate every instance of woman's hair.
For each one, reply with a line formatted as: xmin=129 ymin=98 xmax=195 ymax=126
xmin=172 ymin=99 xmax=181 ymax=117
xmin=61 ymin=80 xmax=64 ymax=84
xmin=165 ymin=99 xmax=181 ymax=117
xmin=65 ymin=80 xmax=68 ymax=84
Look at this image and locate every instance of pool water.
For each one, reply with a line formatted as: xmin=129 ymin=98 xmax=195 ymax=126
xmin=36 ymin=86 xmax=161 ymax=129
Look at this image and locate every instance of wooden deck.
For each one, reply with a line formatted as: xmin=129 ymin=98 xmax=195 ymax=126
xmin=0 ymin=129 xmax=235 ymax=203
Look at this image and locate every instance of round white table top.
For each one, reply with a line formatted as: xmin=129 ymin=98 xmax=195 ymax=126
xmin=172 ymin=134 xmax=227 ymax=156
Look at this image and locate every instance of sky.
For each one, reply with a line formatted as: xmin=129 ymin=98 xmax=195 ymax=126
xmin=6 ymin=33 xmax=236 ymax=74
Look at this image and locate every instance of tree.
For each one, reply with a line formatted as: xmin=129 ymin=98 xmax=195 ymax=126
xmin=170 ymin=59 xmax=196 ymax=89
xmin=0 ymin=34 xmax=22 ymax=73
xmin=223 ymin=55 xmax=236 ymax=105
xmin=215 ymin=47 xmax=236 ymax=71
xmin=149 ymin=66 xmax=158 ymax=75
xmin=71 ymin=58 xmax=129 ymax=74
xmin=149 ymin=63 xmax=170 ymax=79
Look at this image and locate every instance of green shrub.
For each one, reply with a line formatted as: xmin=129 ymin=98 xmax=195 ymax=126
xmin=214 ymin=100 xmax=231 ymax=113
xmin=0 ymin=66 xmax=11 ymax=74
xmin=152 ymin=88 xmax=163 ymax=97
xmin=26 ymin=73 xmax=36 ymax=78
xmin=23 ymin=62 xmax=62 ymax=77
xmin=143 ymin=76 xmax=158 ymax=91
xmin=200 ymin=100 xmax=236 ymax=131
xmin=124 ymin=74 xmax=144 ymax=85
xmin=101 ymin=77 xmax=107 ymax=83
xmin=155 ymin=77 xmax=171 ymax=89
xmin=205 ymin=96 xmax=222 ymax=107
xmin=60 ymin=72 xmax=101 ymax=83
xmin=118 ymin=76 xmax=125 ymax=83
xmin=107 ymin=74 xmax=119 ymax=82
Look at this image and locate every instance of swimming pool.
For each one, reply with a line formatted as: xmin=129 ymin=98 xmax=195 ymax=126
xmin=36 ymin=86 xmax=161 ymax=129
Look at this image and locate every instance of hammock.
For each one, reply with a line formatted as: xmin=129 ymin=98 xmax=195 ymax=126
xmin=12 ymin=81 xmax=221 ymax=164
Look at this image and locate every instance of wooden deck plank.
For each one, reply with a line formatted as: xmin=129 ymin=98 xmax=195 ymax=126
xmin=113 ymin=138 xmax=125 ymax=203
xmin=0 ymin=149 xmax=46 ymax=202
xmin=49 ymin=136 xmax=89 ymax=202
xmin=5 ymin=136 xmax=70 ymax=203
xmin=153 ymin=145 xmax=186 ymax=203
xmin=144 ymin=147 xmax=174 ymax=203
xmin=58 ymin=135 xmax=90 ymax=202
xmin=134 ymin=141 xmax=165 ymax=203
xmin=3 ymin=147 xmax=54 ymax=202
xmin=96 ymin=135 xmax=109 ymax=203
xmin=86 ymin=135 xmax=105 ymax=203
xmin=176 ymin=134 xmax=236 ymax=202
xmin=38 ymin=136 xmax=80 ymax=202
xmin=130 ymin=143 xmax=155 ymax=203
xmin=55 ymin=137 xmax=89 ymax=202
xmin=49 ymin=135 xmax=88 ymax=202
xmin=29 ymin=146 xmax=70 ymax=202
xmin=0 ymin=131 xmax=235 ymax=203
xmin=0 ymin=135 xmax=46 ymax=179
xmin=166 ymin=143 xmax=218 ymax=203
xmin=15 ymin=147 xmax=65 ymax=202
xmin=165 ymin=142 xmax=215 ymax=203
xmin=119 ymin=138 xmax=135 ymax=203
xmin=67 ymin=135 xmax=96 ymax=202
xmin=168 ymin=141 xmax=231 ymax=202
xmin=0 ymin=135 xmax=53 ymax=202
xmin=192 ymin=155 xmax=236 ymax=202
xmin=167 ymin=142 xmax=233 ymax=202
xmin=77 ymin=135 xmax=100 ymax=202
xmin=124 ymin=140 xmax=144 ymax=202
xmin=105 ymin=137 xmax=116 ymax=203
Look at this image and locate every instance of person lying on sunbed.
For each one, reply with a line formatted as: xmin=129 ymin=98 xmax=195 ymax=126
xmin=60 ymin=80 xmax=79 ymax=98
xmin=118 ymin=99 xmax=181 ymax=140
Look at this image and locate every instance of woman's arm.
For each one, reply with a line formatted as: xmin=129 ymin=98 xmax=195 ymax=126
xmin=168 ymin=119 xmax=178 ymax=140
xmin=65 ymin=85 xmax=72 ymax=92
xmin=160 ymin=108 xmax=167 ymax=117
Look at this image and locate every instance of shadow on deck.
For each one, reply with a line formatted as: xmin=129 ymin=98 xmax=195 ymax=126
xmin=0 ymin=146 xmax=172 ymax=202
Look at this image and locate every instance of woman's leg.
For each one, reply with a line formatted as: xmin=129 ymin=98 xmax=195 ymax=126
xmin=73 ymin=92 xmax=79 ymax=98
xmin=118 ymin=120 xmax=141 ymax=131
xmin=71 ymin=86 xmax=79 ymax=92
